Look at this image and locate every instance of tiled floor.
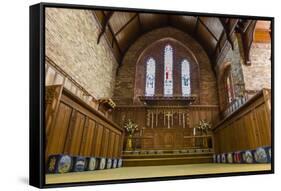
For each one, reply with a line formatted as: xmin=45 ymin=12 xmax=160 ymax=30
xmin=46 ymin=163 xmax=271 ymax=184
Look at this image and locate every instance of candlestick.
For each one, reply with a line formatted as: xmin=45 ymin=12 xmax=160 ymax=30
xmin=193 ymin=128 xmax=196 ymax=136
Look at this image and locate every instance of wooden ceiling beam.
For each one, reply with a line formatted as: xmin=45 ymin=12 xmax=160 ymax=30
xmin=240 ymin=20 xmax=257 ymax=65
xmin=97 ymin=11 xmax=114 ymax=44
xmin=114 ymin=13 xmax=138 ymax=36
xmin=219 ymin=18 xmax=235 ymax=49
xmin=238 ymin=19 xmax=252 ymax=33
xmin=137 ymin=13 xmax=143 ymax=32
xmin=193 ymin=16 xmax=199 ymax=35
xmin=108 ymin=24 xmax=122 ymax=55
xmin=96 ymin=11 xmax=123 ymax=64
xmin=167 ymin=15 xmax=171 ymax=26
xmin=198 ymin=18 xmax=219 ymax=41
xmin=213 ymin=31 xmax=225 ymax=57
xmin=102 ymin=12 xmax=122 ymax=53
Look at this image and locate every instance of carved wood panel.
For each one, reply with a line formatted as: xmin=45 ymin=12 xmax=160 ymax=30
xmin=141 ymin=128 xmax=195 ymax=150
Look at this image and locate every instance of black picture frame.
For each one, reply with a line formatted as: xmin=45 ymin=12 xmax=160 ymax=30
xmin=29 ymin=2 xmax=274 ymax=188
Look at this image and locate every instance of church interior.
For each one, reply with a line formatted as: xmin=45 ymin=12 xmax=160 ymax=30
xmin=44 ymin=8 xmax=272 ymax=184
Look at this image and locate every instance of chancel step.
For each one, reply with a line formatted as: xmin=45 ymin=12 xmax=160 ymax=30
xmin=122 ymin=149 xmax=213 ymax=166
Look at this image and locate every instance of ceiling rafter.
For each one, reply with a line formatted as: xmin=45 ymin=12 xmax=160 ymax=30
xmin=137 ymin=13 xmax=143 ymax=32
xmin=239 ymin=20 xmax=257 ymax=65
xmin=93 ymin=11 xmax=245 ymax=68
xmin=114 ymin=13 xmax=138 ymax=36
xmin=219 ymin=18 xmax=235 ymax=49
xmin=108 ymin=24 xmax=122 ymax=54
xmin=193 ymin=16 xmax=200 ymax=35
xmin=167 ymin=14 xmax=171 ymax=26
xmin=213 ymin=31 xmax=225 ymax=57
xmin=198 ymin=18 xmax=219 ymax=41
xmin=238 ymin=19 xmax=252 ymax=33
xmin=97 ymin=11 xmax=114 ymax=44
xmin=98 ymin=11 xmax=123 ymax=64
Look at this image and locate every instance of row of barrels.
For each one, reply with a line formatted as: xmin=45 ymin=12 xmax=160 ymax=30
xmin=46 ymin=154 xmax=123 ymax=174
xmin=213 ymin=146 xmax=271 ymax=164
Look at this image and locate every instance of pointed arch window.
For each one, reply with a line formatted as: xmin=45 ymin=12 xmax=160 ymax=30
xmin=181 ymin=59 xmax=191 ymax=96
xmin=226 ymin=74 xmax=234 ymax=103
xmin=164 ymin=45 xmax=173 ymax=96
xmin=145 ymin=58 xmax=156 ymax=96
xmin=224 ymin=67 xmax=235 ymax=103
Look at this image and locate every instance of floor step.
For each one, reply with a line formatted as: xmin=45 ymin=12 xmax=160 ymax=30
xmin=123 ymin=155 xmax=213 ymax=166
xmin=123 ymin=152 xmax=213 ymax=159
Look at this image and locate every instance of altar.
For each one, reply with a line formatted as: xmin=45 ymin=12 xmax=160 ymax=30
xmin=133 ymin=128 xmax=212 ymax=150
xmin=139 ymin=128 xmax=192 ymax=149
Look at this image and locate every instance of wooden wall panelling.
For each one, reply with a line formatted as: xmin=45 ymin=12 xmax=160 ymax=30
xmin=193 ymin=108 xmax=199 ymax=128
xmin=53 ymin=72 xmax=65 ymax=85
xmin=213 ymin=89 xmax=271 ymax=154
xmin=45 ymin=85 xmax=124 ymax=164
xmin=60 ymin=92 xmax=122 ymax=135
xmin=119 ymin=133 xmax=125 ymax=157
xmin=63 ymin=110 xmax=86 ymax=156
xmin=247 ymin=111 xmax=259 ymax=149
xmin=175 ymin=131 xmax=183 ymax=147
xmin=45 ymin=85 xmax=63 ymax=138
xmin=45 ymin=66 xmax=56 ymax=85
xmin=100 ymin=128 xmax=110 ymax=157
xmin=92 ymin=124 xmax=104 ymax=156
xmin=79 ymin=118 xmax=96 ymax=156
xmin=254 ymin=103 xmax=270 ymax=146
xmin=107 ymin=132 xmax=116 ymax=157
xmin=45 ymin=102 xmax=72 ymax=159
xmin=113 ymin=134 xmax=120 ymax=157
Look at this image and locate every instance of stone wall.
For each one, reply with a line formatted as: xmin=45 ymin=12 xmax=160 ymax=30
xmin=114 ymin=27 xmax=218 ymax=105
xmin=242 ymin=43 xmax=271 ymax=91
xmin=45 ymin=8 xmax=118 ymax=99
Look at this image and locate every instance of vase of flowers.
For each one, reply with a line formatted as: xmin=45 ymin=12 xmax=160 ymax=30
xmin=196 ymin=119 xmax=211 ymax=135
xmin=195 ymin=120 xmax=212 ymax=148
xmin=123 ymin=119 xmax=138 ymax=151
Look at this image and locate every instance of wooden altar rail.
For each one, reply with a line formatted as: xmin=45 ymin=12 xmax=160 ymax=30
xmin=45 ymin=85 xmax=124 ymax=161
xmin=213 ymin=89 xmax=271 ymax=154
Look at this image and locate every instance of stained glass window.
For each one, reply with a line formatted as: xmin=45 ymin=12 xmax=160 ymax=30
xmin=164 ymin=45 xmax=173 ymax=96
xmin=145 ymin=58 xmax=156 ymax=96
xmin=181 ymin=59 xmax=191 ymax=96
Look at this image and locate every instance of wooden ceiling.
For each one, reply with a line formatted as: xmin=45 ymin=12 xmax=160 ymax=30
xmin=93 ymin=10 xmax=263 ymax=67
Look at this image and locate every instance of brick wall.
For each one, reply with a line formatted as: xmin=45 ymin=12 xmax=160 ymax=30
xmin=134 ymin=39 xmax=200 ymax=102
xmin=242 ymin=43 xmax=271 ymax=91
xmin=46 ymin=8 xmax=118 ymax=99
xmin=218 ymin=37 xmax=245 ymax=98
xmin=216 ymin=34 xmax=271 ymax=110
xmin=114 ymin=27 xmax=218 ymax=105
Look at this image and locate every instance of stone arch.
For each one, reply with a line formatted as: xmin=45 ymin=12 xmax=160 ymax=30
xmin=134 ymin=37 xmax=200 ymax=103
xmin=113 ymin=27 xmax=218 ymax=105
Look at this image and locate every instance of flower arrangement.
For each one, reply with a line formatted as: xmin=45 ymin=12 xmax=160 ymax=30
xmin=195 ymin=119 xmax=212 ymax=134
xmin=123 ymin=119 xmax=138 ymax=136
